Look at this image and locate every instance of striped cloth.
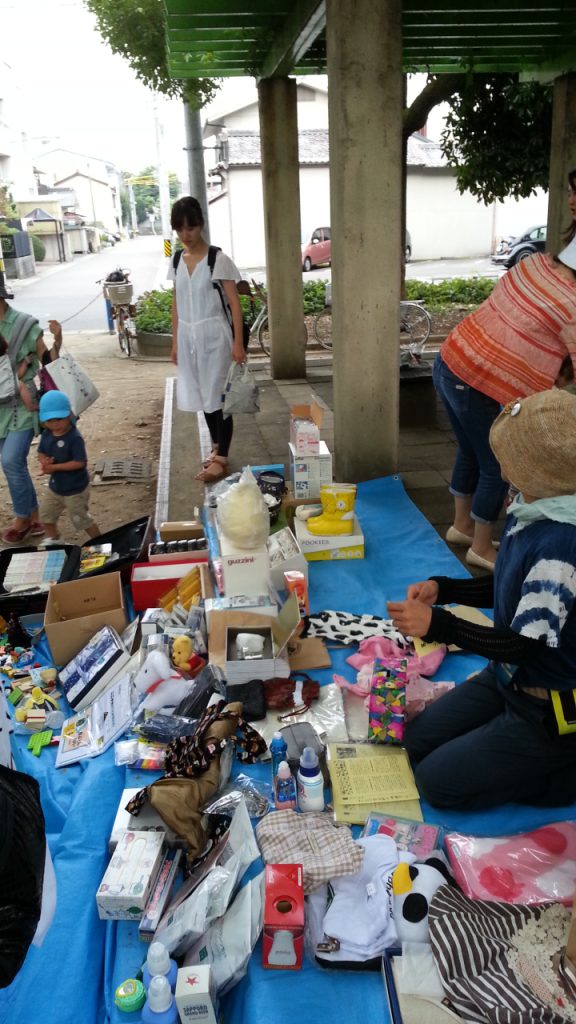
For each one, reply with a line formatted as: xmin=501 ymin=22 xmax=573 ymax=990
xmin=441 ymin=253 xmax=576 ymax=405
xmin=429 ymin=884 xmax=567 ymax=1024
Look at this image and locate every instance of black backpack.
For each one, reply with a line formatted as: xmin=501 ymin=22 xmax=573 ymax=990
xmin=173 ymin=245 xmax=250 ymax=350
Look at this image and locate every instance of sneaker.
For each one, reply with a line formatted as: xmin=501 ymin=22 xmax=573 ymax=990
xmin=28 ymin=522 xmax=45 ymax=537
xmin=39 ymin=538 xmax=63 ymax=548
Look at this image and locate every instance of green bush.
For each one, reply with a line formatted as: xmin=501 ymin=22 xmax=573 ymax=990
xmin=303 ymin=280 xmax=328 ymax=315
xmin=405 ymin=276 xmax=496 ymax=309
xmin=30 ymin=234 xmax=45 ymax=263
xmin=135 ymin=289 xmax=173 ymax=334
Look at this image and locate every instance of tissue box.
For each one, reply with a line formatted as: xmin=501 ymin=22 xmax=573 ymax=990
xmin=262 ymin=864 xmax=304 ymax=970
xmin=96 ymin=829 xmax=165 ymax=920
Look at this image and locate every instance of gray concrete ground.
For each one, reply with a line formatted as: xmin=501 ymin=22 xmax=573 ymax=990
xmin=167 ymin=361 xmax=504 ymax=574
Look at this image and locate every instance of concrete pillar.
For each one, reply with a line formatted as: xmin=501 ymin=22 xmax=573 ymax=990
xmin=326 ymin=0 xmax=403 ymax=481
xmin=258 ymin=77 xmax=306 ymax=379
xmin=547 ymin=74 xmax=576 ymax=254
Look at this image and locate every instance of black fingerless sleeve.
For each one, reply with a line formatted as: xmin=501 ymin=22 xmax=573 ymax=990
xmin=429 ymin=574 xmax=494 ymax=608
xmin=423 ymin=606 xmax=545 ymax=663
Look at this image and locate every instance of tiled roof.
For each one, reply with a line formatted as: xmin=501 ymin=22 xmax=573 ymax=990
xmin=220 ymin=129 xmax=446 ymax=169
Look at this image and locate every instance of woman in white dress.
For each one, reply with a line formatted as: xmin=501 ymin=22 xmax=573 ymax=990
xmin=168 ymin=196 xmax=245 ymax=482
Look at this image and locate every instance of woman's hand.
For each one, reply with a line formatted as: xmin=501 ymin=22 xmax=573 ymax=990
xmin=387 ymin=598 xmax=433 ymax=638
xmin=406 ymin=579 xmax=439 ymax=605
xmin=48 ymin=320 xmax=63 ymax=349
xmin=232 ymin=342 xmax=246 ymax=365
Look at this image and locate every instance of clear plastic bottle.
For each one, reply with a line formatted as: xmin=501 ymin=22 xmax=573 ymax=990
xmin=142 ymin=941 xmax=178 ymax=993
xmin=274 ymin=760 xmax=297 ymax=810
xmin=297 ymin=746 xmax=325 ymax=812
xmin=270 ymin=731 xmax=287 ymax=778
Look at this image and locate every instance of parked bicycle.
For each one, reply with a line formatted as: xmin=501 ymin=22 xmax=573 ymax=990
xmin=313 ymin=299 xmax=432 ymax=364
xmin=98 ymin=268 xmax=136 ymax=357
xmin=248 ymin=279 xmax=308 ymax=356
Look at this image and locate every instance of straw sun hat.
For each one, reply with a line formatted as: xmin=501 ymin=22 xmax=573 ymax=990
xmin=489 ymin=389 xmax=576 ymax=499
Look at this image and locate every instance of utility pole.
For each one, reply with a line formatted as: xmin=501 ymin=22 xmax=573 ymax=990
xmin=183 ymin=103 xmax=210 ymax=239
xmin=153 ymin=93 xmax=172 ymax=259
xmin=127 ymin=182 xmax=138 ymax=233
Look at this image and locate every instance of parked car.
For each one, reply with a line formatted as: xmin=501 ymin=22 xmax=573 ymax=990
xmin=491 ymin=225 xmax=546 ymax=269
xmin=302 ymin=226 xmax=413 ymax=270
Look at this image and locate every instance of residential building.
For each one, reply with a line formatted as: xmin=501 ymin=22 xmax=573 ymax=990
xmin=0 ymin=60 xmax=36 ymax=201
xmin=34 ymin=148 xmax=122 ymax=233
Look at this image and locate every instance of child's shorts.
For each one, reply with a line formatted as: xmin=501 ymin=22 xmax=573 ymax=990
xmin=40 ymin=486 xmax=95 ymax=532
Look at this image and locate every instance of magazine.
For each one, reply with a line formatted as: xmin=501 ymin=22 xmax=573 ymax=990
xmin=55 ymin=672 xmax=135 ymax=768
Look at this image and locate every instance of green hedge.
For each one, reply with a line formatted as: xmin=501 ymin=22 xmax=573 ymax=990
xmin=30 ymin=234 xmax=45 ymax=262
xmin=135 ymin=289 xmax=173 ymax=334
xmin=404 ymin=276 xmax=496 ymax=308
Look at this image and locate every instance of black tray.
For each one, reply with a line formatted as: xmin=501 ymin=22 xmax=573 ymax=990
xmin=0 ymin=544 xmax=75 ymax=618
xmin=60 ymin=515 xmax=154 ymax=583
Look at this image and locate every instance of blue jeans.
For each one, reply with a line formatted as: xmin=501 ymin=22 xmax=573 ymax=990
xmin=433 ymin=353 xmax=508 ymax=523
xmin=0 ymin=429 xmax=38 ymax=519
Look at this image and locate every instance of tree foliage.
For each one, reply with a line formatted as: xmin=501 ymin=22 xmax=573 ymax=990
xmin=85 ymin=0 xmax=219 ymax=110
xmin=125 ymin=167 xmax=181 ymax=223
xmin=439 ymin=75 xmax=552 ymax=204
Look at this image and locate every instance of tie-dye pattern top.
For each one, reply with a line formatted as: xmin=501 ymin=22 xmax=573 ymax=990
xmin=494 ymin=516 xmax=576 ymax=691
xmin=441 ymin=253 xmax=576 ymax=405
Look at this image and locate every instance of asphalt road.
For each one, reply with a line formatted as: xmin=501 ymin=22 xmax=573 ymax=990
xmin=9 ymin=235 xmax=166 ymax=332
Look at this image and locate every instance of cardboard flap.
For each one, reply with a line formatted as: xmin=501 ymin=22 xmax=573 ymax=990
xmin=271 ymin=592 xmax=301 ymax=656
xmin=290 ymin=402 xmax=324 ymax=428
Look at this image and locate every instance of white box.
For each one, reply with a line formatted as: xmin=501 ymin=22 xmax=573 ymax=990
xmin=109 ymin=789 xmax=185 ymax=853
xmin=289 ymin=440 xmax=333 ymax=500
xmin=141 ymin=608 xmax=164 ymax=635
xmin=219 ymin=536 xmax=270 ymax=597
xmin=267 ymin=527 xmax=309 ymax=590
xmin=175 ymin=965 xmax=218 ymax=1024
xmin=210 ymin=592 xmax=301 ymax=683
xmin=289 ymin=402 xmax=324 ymax=456
xmin=294 ymin=514 xmax=365 ymax=561
xmin=96 ymin=830 xmax=165 ymax=920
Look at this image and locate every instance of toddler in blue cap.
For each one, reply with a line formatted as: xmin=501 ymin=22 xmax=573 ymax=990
xmin=37 ymin=391 xmax=100 ymax=542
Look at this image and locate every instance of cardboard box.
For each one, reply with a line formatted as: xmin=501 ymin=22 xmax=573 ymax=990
xmin=175 ymin=965 xmax=218 ymax=1024
xmin=44 ymin=571 xmax=127 ymax=666
xmin=289 ymin=440 xmax=333 ymax=499
xmin=219 ymin=535 xmax=270 ymax=597
xmin=267 ymin=527 xmax=308 ymax=591
xmin=96 ymin=829 xmax=165 ymax=920
xmin=141 ymin=608 xmax=164 ymax=636
xmin=209 ymin=592 xmax=301 ymax=683
xmin=294 ymin=514 xmax=365 ymax=561
xmin=289 ymin=402 xmax=324 ymax=456
xmin=131 ymin=562 xmax=210 ymax=612
xmin=159 ymin=520 xmax=204 ymax=542
xmin=262 ymin=864 xmax=304 ymax=970
xmin=204 ymin=593 xmax=278 ymax=629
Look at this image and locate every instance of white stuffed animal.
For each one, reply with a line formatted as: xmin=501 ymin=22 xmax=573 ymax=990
xmin=134 ymin=650 xmax=193 ymax=712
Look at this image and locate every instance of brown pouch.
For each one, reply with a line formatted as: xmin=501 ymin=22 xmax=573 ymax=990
xmin=263 ymin=672 xmax=320 ymax=710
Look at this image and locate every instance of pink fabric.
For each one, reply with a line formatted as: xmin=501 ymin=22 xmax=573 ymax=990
xmin=346 ymin=636 xmax=447 ymax=678
xmin=405 ymin=676 xmax=455 ymax=721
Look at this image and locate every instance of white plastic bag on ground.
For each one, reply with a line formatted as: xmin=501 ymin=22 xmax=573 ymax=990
xmin=217 ymin=467 xmax=269 ymax=549
xmin=184 ymin=871 xmax=265 ymax=995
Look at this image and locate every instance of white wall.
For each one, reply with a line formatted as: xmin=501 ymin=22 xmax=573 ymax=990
xmin=207 ymin=191 xmax=233 ymax=258
xmin=407 ymin=169 xmax=493 ymax=259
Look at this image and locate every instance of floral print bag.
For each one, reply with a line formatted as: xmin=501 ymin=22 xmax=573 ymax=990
xmin=367 ymin=659 xmax=407 ymax=744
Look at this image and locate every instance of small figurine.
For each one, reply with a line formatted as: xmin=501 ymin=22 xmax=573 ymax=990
xmin=14 ymin=687 xmax=60 ymax=730
xmin=171 ymin=635 xmax=206 ymax=678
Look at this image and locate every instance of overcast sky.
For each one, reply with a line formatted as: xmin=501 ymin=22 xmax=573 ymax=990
xmin=1 ymin=0 xmax=260 ymax=178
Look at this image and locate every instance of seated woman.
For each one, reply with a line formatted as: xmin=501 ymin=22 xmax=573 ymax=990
xmin=388 ymin=388 xmax=576 ymax=810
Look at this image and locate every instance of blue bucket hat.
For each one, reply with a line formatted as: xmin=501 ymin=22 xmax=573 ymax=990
xmin=39 ymin=390 xmax=71 ymax=421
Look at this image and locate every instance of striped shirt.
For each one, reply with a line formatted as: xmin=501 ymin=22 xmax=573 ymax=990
xmin=441 ymin=253 xmax=576 ymax=404
xmin=494 ymin=517 xmax=576 ymax=691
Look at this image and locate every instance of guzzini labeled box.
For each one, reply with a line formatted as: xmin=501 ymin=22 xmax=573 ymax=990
xmin=44 ymin=571 xmax=127 ymax=666
xmin=219 ymin=535 xmax=270 ymax=597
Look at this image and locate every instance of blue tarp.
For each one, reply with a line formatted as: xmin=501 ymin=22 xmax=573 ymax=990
xmin=1 ymin=476 xmax=574 ymax=1024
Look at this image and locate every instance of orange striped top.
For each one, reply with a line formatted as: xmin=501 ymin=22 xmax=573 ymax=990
xmin=441 ymin=253 xmax=576 ymax=405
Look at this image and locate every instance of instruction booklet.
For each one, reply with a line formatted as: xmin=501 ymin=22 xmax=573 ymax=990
xmin=55 ymin=672 xmax=135 ymax=769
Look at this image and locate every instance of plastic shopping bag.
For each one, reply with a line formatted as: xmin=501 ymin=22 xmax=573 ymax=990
xmin=46 ymin=350 xmax=99 ymax=416
xmin=222 ymin=362 xmax=259 ymax=418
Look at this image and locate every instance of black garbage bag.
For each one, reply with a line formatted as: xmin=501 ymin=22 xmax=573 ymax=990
xmin=0 ymin=765 xmax=46 ymax=988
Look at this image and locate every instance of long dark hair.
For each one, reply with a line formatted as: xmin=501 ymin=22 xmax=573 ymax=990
xmin=170 ymin=196 xmax=204 ymax=231
xmin=564 ymin=169 xmax=576 ymax=244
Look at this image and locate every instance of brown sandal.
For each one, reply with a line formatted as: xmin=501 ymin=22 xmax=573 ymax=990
xmin=195 ymin=455 xmax=229 ymax=483
xmin=202 ymin=445 xmax=219 ymax=469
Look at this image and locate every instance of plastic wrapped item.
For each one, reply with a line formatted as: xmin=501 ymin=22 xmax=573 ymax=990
xmin=203 ymin=774 xmax=272 ymax=819
xmin=173 ymin=664 xmax=226 ymax=720
xmin=256 ymin=683 xmax=348 ymax=754
xmin=445 ymin=821 xmax=576 ymax=905
xmin=132 ymin=712 xmax=199 ymax=744
xmin=132 ymin=743 xmax=166 ymax=771
xmin=183 ymin=871 xmax=264 ymax=995
xmin=115 ymin=738 xmax=139 ymax=766
xmin=217 ymin=468 xmax=269 ymax=550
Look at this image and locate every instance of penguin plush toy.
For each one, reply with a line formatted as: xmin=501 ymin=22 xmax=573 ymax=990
xmin=392 ymin=851 xmax=453 ymax=943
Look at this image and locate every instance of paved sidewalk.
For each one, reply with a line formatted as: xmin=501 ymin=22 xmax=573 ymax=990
xmin=165 ymin=361 xmax=502 ymax=573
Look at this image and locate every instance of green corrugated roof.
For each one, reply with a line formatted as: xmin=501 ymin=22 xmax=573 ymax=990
xmin=164 ymin=0 xmax=576 ymax=78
